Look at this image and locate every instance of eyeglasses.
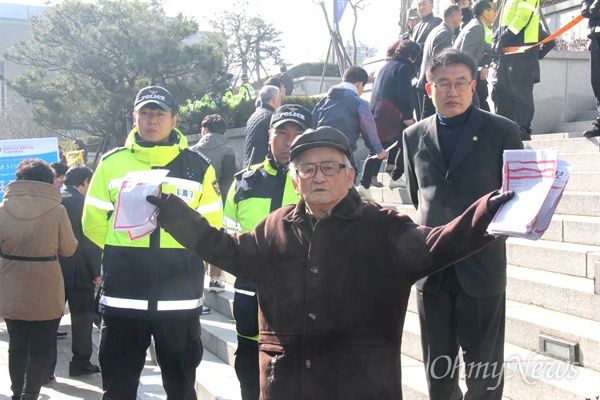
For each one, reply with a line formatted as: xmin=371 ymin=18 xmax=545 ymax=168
xmin=431 ymin=81 xmax=473 ymax=92
xmin=296 ymin=161 xmax=346 ymax=179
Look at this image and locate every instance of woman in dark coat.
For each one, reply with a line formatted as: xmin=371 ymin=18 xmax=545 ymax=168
xmin=360 ymin=40 xmax=421 ymax=190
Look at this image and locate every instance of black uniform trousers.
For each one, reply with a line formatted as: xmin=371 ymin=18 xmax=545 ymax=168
xmin=476 ymin=76 xmax=490 ymax=112
xmin=591 ymin=35 xmax=600 ymax=112
xmin=235 ymin=336 xmax=260 ymax=400
xmin=492 ymin=55 xmax=537 ymax=133
xmin=99 ymin=315 xmax=202 ymax=400
xmin=5 ymin=318 xmax=61 ymax=400
xmin=418 ymin=267 xmax=505 ymax=400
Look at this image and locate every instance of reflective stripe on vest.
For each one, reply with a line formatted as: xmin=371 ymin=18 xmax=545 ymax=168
xmin=100 ymin=295 xmax=204 ymax=311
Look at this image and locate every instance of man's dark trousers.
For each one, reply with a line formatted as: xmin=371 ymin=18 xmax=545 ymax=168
xmin=65 ymin=287 xmax=95 ymax=369
xmin=591 ymin=35 xmax=600 ymax=112
xmin=99 ymin=315 xmax=202 ymax=400
xmin=417 ymin=267 xmax=505 ymax=399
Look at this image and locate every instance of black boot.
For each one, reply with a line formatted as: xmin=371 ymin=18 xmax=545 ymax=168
xmin=583 ymin=117 xmax=600 ymax=138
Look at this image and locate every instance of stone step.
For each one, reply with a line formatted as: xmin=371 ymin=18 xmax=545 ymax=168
xmin=543 ymin=214 xmax=600 ymax=246
xmin=552 ymin=120 xmax=597 ymax=134
xmin=504 ymin=299 xmax=600 ymax=372
xmin=402 ymin=308 xmax=600 ymax=398
xmin=575 ymin=110 xmax=598 ymax=122
xmin=502 ymin=343 xmax=600 ymax=400
xmin=562 ymin=171 xmax=600 ymax=193
xmin=203 ymin=279 xmax=234 ymax=319
xmin=507 ymin=265 xmax=600 ymax=321
xmin=525 ymin=136 xmax=600 ymax=153
xmin=559 ymin=152 xmax=600 ymax=172
xmin=200 ymin=303 xmax=237 ymax=369
xmin=506 ymin=237 xmax=599 ymax=278
xmin=555 ymin=191 xmax=600 ymax=217
xmin=195 ymin=348 xmax=242 ymax=400
xmin=405 ymin=291 xmax=600 ymax=371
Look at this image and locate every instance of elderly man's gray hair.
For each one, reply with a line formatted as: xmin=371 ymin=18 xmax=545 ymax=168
xmin=259 ymin=85 xmax=280 ymax=104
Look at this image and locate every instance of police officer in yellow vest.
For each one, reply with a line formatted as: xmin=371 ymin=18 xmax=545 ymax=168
xmin=237 ymin=73 xmax=256 ymax=104
xmin=222 ymin=87 xmax=236 ymax=107
xmin=223 ymin=104 xmax=312 ymax=399
xmin=82 ymin=86 xmax=222 ymax=399
xmin=491 ymin=0 xmax=540 ymax=141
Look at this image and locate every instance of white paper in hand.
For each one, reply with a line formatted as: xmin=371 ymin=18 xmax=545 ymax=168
xmin=113 ymin=169 xmax=169 ymax=240
xmin=488 ymin=148 xmax=570 ymax=239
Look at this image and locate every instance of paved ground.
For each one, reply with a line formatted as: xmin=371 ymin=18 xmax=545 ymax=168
xmin=0 ymin=313 xmax=168 ymax=400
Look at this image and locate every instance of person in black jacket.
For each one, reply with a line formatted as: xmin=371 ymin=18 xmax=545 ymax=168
xmin=582 ymin=0 xmax=600 ymax=137
xmin=360 ymin=40 xmax=421 ymax=191
xmin=242 ymin=85 xmax=282 ymax=167
xmin=412 ymin=0 xmax=443 ymax=118
xmin=59 ymin=164 xmax=102 ymax=377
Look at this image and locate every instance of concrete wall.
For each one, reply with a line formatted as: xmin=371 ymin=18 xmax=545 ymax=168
xmin=543 ymin=0 xmax=588 ymax=42
xmin=532 ymin=50 xmax=595 ymax=134
xmin=291 ymin=76 xmax=340 ymax=97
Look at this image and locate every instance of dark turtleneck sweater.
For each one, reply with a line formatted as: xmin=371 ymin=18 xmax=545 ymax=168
xmin=436 ymin=105 xmax=473 ymax=167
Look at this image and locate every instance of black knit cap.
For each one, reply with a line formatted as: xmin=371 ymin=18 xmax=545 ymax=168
xmin=290 ymin=126 xmax=352 ymax=162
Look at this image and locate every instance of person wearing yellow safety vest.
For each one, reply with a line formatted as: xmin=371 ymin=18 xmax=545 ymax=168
xmin=222 ymin=87 xmax=236 ymax=108
xmin=223 ymin=104 xmax=312 ymax=400
xmin=454 ymin=0 xmax=497 ymax=111
xmin=82 ymin=86 xmax=223 ymax=400
xmin=237 ymin=73 xmax=256 ymax=104
xmin=491 ymin=0 xmax=541 ymax=141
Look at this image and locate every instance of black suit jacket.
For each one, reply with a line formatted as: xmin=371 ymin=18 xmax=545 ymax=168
xmin=412 ymin=13 xmax=443 ymax=72
xmin=403 ymin=106 xmax=523 ymax=297
xmin=59 ymin=186 xmax=101 ymax=288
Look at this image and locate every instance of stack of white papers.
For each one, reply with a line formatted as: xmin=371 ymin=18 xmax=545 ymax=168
xmin=487 ymin=148 xmax=571 ymax=240
xmin=113 ymin=169 xmax=169 ymax=240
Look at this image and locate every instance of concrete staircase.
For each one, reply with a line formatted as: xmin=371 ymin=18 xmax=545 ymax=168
xmin=195 ymin=111 xmax=600 ymax=399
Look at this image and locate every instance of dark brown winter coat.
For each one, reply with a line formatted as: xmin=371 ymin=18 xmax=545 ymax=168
xmin=156 ymin=188 xmax=498 ymax=399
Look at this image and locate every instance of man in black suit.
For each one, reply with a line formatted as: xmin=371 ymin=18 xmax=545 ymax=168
xmin=60 ymin=164 xmax=102 ymax=377
xmin=412 ymin=0 xmax=443 ymax=118
xmin=404 ymin=49 xmax=523 ymax=399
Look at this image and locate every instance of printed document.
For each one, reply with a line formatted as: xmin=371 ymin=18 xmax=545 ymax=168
xmin=487 ymin=149 xmax=571 ymax=239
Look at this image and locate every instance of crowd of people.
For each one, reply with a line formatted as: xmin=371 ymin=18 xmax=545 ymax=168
xmin=0 ymin=1 xmax=598 ymax=399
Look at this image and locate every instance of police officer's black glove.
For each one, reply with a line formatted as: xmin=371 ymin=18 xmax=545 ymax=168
xmin=492 ymin=29 xmax=517 ymax=54
xmin=146 ymin=193 xmax=168 ymax=210
xmin=487 ymin=190 xmax=515 ymax=215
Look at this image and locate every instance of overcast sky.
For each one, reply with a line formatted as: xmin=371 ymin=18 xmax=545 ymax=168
xmin=2 ymin=0 xmax=405 ymax=69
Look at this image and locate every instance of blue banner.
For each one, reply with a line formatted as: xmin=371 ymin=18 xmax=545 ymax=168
xmin=0 ymin=138 xmax=59 ymax=201
xmin=336 ymin=0 xmax=349 ymax=23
